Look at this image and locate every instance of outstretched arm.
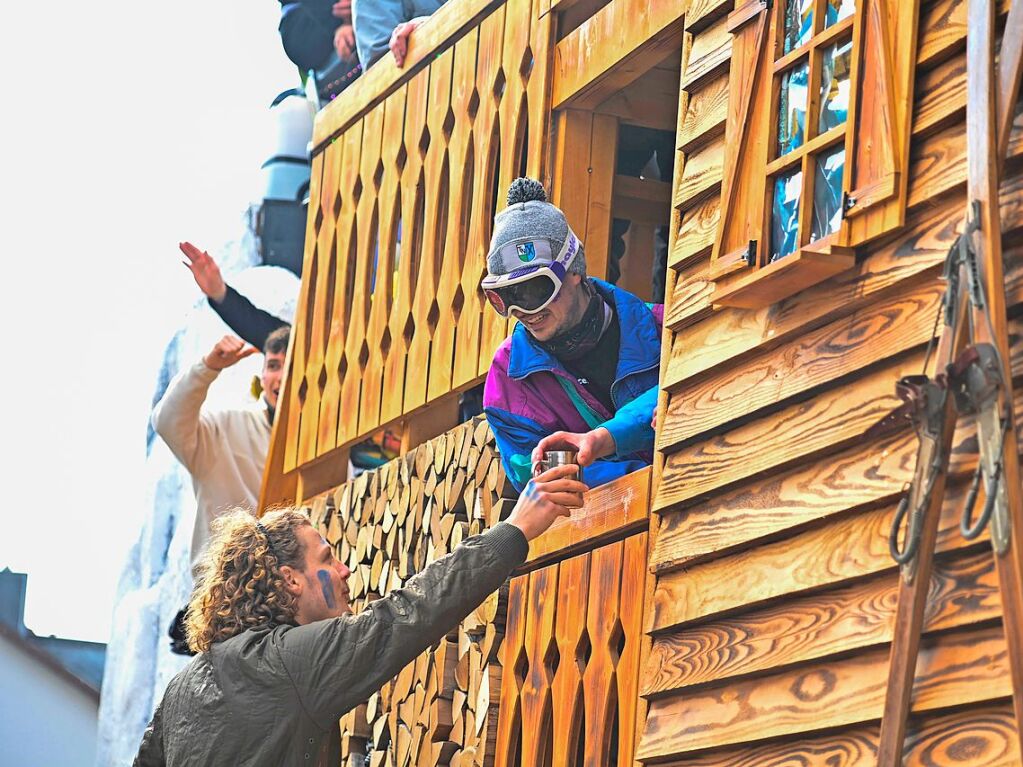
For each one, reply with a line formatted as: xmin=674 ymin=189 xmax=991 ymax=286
xmin=282 ymin=466 xmax=586 ymax=726
xmin=486 ymin=404 xmax=649 ymax=492
xmin=532 ymin=386 xmax=658 ymax=465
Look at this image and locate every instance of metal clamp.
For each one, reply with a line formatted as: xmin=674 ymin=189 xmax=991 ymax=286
xmin=949 ymin=343 xmax=1011 ymax=553
xmin=889 ymin=375 xmax=950 ymax=577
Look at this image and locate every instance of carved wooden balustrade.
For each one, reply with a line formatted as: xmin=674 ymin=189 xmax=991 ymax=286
xmin=269 ymin=0 xmax=556 ymax=503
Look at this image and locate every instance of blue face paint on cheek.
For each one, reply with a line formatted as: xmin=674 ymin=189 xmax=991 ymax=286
xmin=316 ymin=570 xmax=336 ymax=610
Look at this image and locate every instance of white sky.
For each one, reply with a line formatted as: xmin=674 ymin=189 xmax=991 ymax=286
xmin=0 ymin=1 xmax=300 ymax=642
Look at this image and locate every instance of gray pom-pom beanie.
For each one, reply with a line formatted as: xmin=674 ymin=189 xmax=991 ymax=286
xmin=486 ymin=178 xmax=584 ymax=276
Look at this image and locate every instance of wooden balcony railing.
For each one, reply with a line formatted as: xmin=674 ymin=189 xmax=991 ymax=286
xmin=274 ymin=0 xmax=557 ymax=488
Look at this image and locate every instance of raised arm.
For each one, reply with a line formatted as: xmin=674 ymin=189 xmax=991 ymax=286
xmin=179 ymin=242 xmax=287 ymax=349
xmin=151 ymin=336 xmax=257 ymax=473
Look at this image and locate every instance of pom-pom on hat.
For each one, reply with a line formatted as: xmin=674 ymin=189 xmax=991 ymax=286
xmin=486 ymin=177 xmax=583 ymax=277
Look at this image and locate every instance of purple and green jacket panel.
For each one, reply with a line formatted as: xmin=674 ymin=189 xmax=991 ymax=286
xmin=483 ymin=279 xmax=663 ymax=492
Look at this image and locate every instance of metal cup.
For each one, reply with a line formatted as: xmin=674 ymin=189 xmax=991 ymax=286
xmin=532 ymin=450 xmax=582 ymax=482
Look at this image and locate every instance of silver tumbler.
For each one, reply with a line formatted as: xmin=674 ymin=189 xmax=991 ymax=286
xmin=532 ymin=450 xmax=582 ymax=482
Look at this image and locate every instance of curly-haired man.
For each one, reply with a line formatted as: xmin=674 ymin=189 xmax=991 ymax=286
xmin=133 ymin=464 xmax=584 ymax=766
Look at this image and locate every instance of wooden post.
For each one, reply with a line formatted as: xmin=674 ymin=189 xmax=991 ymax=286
xmin=964 ymin=0 xmax=1023 ymax=745
xmin=876 ymin=1 xmax=1023 ymax=762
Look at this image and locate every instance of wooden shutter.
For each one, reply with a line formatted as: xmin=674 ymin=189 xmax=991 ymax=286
xmin=710 ymin=0 xmax=774 ymax=279
xmin=842 ymin=0 xmax=920 ymax=245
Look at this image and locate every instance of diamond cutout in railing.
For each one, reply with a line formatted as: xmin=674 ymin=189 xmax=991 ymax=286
xmin=493 ymin=68 xmax=507 ymax=102
xmin=442 ymin=107 xmax=456 ymax=140
xmin=575 ymin=628 xmax=591 ymax=672
xmin=317 ymin=364 xmax=328 ymax=395
xmin=373 ymin=159 xmax=385 ymax=190
xmin=358 ymin=339 xmax=370 ymax=372
xmin=543 ymin=640 xmax=561 ymax=681
xmin=519 ymin=46 xmax=534 ymax=81
xmin=609 ymin=619 xmax=626 ymax=666
xmin=467 ymin=88 xmax=481 ymax=122
xmin=513 ymin=647 xmax=529 ymax=689
xmin=451 ymin=283 xmax=465 ymax=322
xmin=419 ymin=125 xmax=431 ymax=156
xmin=402 ymin=314 xmax=416 ymax=345
xmin=351 ymin=175 xmax=363 ymax=205
xmin=426 ymin=299 xmax=441 ymax=334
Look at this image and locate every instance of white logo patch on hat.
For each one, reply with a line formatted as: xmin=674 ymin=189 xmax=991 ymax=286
xmin=516 ymin=242 xmax=537 ymax=262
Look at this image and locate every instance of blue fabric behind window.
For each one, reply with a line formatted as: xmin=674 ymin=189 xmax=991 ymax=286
xmin=811 ymin=146 xmax=845 ymax=241
xmin=783 ymin=0 xmax=814 ymax=52
xmin=777 ymin=62 xmax=809 ymax=156
xmin=771 ymin=169 xmax=802 ymax=262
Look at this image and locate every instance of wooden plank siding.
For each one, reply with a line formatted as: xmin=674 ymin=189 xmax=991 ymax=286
xmin=640 ymin=0 xmax=1023 ymax=761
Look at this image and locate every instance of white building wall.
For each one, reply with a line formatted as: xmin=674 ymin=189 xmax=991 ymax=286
xmin=0 ymin=633 xmax=99 ymax=767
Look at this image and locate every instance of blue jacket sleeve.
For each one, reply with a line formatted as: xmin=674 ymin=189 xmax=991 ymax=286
xmin=485 ymin=405 xmax=649 ymax=493
xmin=602 ymin=385 xmax=657 ymax=458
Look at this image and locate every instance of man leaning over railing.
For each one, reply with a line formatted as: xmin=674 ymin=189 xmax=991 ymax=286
xmin=482 ymin=178 xmax=663 ymax=493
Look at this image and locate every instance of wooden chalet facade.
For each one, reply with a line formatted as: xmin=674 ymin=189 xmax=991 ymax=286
xmin=260 ymin=0 xmax=1023 ymax=763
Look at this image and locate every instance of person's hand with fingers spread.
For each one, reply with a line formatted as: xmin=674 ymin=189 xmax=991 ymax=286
xmin=389 ymin=16 xmax=428 ymax=67
xmin=532 ymin=427 xmax=616 ymax=468
xmin=204 ymin=335 xmax=259 ymax=371
xmin=505 ymin=464 xmax=588 ymax=541
xmin=180 ymin=242 xmax=227 ymax=303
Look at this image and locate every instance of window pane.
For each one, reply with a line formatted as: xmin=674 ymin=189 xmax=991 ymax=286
xmin=783 ymin=0 xmax=814 ymax=53
xmin=777 ymin=61 xmax=809 ymax=156
xmin=771 ymin=169 xmax=803 ymax=262
xmin=819 ymin=39 xmax=853 ymax=133
xmin=825 ymin=0 xmax=855 ymax=27
xmin=811 ymin=146 xmax=845 ymax=241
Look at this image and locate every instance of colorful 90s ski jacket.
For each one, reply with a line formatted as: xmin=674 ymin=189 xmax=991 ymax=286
xmin=483 ymin=279 xmax=663 ymax=491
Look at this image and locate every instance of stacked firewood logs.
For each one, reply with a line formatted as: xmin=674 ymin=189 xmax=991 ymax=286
xmin=309 ymin=415 xmax=518 ymax=767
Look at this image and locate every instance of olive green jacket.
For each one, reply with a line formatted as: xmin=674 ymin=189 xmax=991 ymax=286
xmin=134 ymin=522 xmax=528 ymax=767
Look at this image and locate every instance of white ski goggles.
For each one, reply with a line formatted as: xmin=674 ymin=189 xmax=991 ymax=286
xmin=481 ymin=230 xmax=582 ymax=317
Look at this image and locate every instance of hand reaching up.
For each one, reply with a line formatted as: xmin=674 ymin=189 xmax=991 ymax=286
xmin=204 ymin=335 xmax=259 ymax=371
xmin=180 ymin=242 xmax=227 ymax=303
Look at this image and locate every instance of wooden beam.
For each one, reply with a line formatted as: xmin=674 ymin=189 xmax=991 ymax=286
xmin=964 ymin=0 xmax=1023 ymax=744
xmin=552 ymin=0 xmax=685 ymax=110
xmin=593 ymin=66 xmax=681 ymax=132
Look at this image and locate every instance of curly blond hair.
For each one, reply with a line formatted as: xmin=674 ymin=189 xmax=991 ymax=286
xmin=185 ymin=507 xmax=310 ymax=653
